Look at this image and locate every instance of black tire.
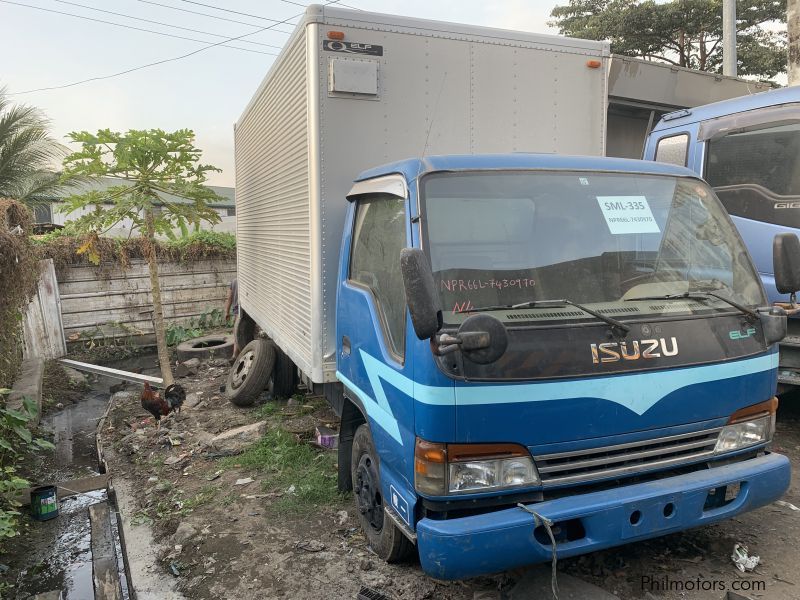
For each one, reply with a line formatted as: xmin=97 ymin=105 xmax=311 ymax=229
xmin=234 ymin=311 xmax=257 ymax=353
xmin=267 ymin=345 xmax=297 ymax=399
xmin=176 ymin=334 xmax=234 ymax=362
xmin=226 ymin=339 xmax=275 ymax=407
xmin=351 ymin=424 xmax=415 ymax=562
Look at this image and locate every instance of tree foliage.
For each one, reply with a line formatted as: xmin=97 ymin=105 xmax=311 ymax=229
xmin=550 ymin=0 xmax=787 ymax=79
xmin=0 ymin=87 xmax=66 ymax=204
xmin=60 ymin=129 xmax=222 ymax=246
xmin=61 ymin=129 xmax=224 ymax=385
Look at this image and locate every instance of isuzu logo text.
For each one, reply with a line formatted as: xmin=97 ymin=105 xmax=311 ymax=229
xmin=591 ymin=337 xmax=679 ymax=364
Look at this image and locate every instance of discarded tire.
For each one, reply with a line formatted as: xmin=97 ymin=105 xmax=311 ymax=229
xmin=268 ymin=345 xmax=297 ymax=399
xmin=176 ymin=334 xmax=234 ymax=362
xmin=226 ymin=338 xmax=275 ymax=407
xmin=234 ymin=311 xmax=257 ymax=353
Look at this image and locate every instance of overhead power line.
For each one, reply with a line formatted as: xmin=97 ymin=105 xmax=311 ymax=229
xmin=175 ymin=0 xmax=298 ymax=22
xmin=9 ymin=0 xmax=343 ymax=95
xmin=1 ymin=0 xmax=277 ymax=55
xmin=51 ymin=0 xmax=284 ymax=49
xmin=133 ymin=0 xmax=294 ymax=34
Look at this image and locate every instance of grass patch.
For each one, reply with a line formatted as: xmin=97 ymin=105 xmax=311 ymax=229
xmin=219 ymin=428 xmax=342 ymax=513
xmin=254 ymin=402 xmax=280 ymax=420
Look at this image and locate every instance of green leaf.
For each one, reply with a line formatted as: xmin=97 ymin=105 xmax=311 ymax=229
xmin=33 ymin=438 xmax=55 ymax=450
xmin=12 ymin=425 xmax=32 ymax=444
xmin=22 ymin=396 xmax=38 ymax=417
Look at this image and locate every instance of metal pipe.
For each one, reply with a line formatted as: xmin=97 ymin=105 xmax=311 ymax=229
xmin=722 ymin=0 xmax=737 ymax=76
xmin=59 ymin=358 xmax=164 ymax=387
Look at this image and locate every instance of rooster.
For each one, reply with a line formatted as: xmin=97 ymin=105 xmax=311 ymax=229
xmin=140 ymin=382 xmax=186 ymax=428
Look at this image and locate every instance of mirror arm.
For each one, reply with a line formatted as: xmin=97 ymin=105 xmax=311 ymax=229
xmin=430 ymin=335 xmax=460 ymax=356
xmin=429 ymin=331 xmax=492 ymax=356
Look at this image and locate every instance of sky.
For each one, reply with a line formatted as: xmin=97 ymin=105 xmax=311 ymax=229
xmin=2 ymin=0 xmax=561 ymax=187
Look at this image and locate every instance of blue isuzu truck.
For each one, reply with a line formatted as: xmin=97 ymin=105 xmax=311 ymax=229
xmin=232 ymin=5 xmax=795 ymax=580
xmin=643 ymin=87 xmax=800 ymax=392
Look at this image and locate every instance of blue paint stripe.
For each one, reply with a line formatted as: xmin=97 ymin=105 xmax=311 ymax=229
xmin=336 ymin=370 xmax=403 ymax=445
xmin=442 ymin=353 xmax=777 ymax=415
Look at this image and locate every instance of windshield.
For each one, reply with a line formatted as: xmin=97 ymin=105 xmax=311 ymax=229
xmin=705 ymin=122 xmax=800 ymax=228
xmin=421 ymin=171 xmax=765 ymax=326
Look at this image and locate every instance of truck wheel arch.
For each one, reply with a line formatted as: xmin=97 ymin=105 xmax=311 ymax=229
xmin=337 ymin=394 xmax=367 ymax=492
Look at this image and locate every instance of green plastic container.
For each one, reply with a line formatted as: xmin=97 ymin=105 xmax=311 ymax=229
xmin=30 ymin=485 xmax=58 ymax=521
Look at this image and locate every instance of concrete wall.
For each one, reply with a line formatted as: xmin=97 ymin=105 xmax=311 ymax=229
xmin=57 ymin=257 xmax=236 ymax=346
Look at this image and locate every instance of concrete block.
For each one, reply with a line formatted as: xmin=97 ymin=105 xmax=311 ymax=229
xmin=8 ymin=358 xmax=45 ymax=427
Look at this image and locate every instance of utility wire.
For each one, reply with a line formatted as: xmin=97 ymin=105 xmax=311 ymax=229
xmin=133 ymin=0 xmax=294 ymax=34
xmin=51 ymin=0 xmax=284 ymax=49
xmin=1 ymin=0 xmax=277 ymax=55
xmin=9 ymin=0 xmax=342 ymax=95
xmin=175 ymin=0 xmax=298 ymax=22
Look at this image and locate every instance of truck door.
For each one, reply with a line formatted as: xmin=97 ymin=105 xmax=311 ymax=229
xmin=336 ymin=189 xmax=416 ymax=491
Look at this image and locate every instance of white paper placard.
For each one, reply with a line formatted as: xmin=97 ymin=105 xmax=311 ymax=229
xmin=596 ymin=196 xmax=660 ymax=234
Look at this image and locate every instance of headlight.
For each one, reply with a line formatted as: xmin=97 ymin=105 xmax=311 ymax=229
xmin=449 ymin=457 xmax=539 ymax=493
xmin=715 ymin=398 xmax=778 ymax=454
xmin=415 ymin=439 xmax=540 ymax=496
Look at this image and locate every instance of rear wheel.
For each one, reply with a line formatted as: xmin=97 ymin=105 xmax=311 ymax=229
xmin=267 ymin=345 xmax=297 ymax=399
xmin=226 ymin=338 xmax=275 ymax=407
xmin=351 ymin=424 xmax=414 ymax=562
xmin=233 ymin=311 xmax=257 ymax=353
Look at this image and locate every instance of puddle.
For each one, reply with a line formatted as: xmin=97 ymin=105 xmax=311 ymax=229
xmin=6 ymin=355 xmax=159 ymax=599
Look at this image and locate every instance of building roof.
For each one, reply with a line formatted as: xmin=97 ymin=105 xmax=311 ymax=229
xmin=43 ymin=176 xmax=235 ymax=208
xmin=355 ymin=153 xmax=699 ymax=183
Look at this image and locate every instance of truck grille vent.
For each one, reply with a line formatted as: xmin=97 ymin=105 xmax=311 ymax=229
xmin=534 ymin=427 xmax=722 ymax=487
xmin=597 ymin=307 xmax=639 ymax=314
xmin=648 ymin=303 xmax=695 ymax=312
xmin=506 ymin=311 xmax=584 ymax=320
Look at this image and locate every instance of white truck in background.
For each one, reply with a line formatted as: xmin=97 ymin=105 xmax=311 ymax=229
xmin=231 ymin=4 xmax=610 ymax=398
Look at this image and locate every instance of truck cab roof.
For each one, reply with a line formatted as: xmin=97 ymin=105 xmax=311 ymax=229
xmin=651 ymin=86 xmax=800 ymax=132
xmin=354 ymin=153 xmax=700 ymax=184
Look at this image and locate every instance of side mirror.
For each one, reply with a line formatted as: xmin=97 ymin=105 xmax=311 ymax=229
xmin=773 ymin=233 xmax=800 ymax=302
xmin=759 ymin=306 xmax=787 ymax=346
xmin=400 ymin=248 xmax=442 ymax=340
xmin=457 ymin=314 xmax=509 ymax=364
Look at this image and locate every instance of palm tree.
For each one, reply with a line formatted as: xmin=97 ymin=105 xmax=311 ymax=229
xmin=0 ymin=87 xmax=65 ymax=204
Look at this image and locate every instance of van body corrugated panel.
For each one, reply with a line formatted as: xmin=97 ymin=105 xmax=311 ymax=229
xmin=234 ymin=29 xmax=314 ymax=377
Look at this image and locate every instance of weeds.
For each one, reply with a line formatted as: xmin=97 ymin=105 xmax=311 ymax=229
xmin=219 ymin=428 xmax=342 ymax=513
xmin=165 ymin=308 xmax=228 ymax=346
xmin=0 ymin=390 xmax=55 ymax=542
xmin=141 ymin=485 xmax=217 ymax=521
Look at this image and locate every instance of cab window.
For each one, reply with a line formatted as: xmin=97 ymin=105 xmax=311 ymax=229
xmin=349 ymin=194 xmax=407 ymax=357
xmin=655 ymin=134 xmax=689 ymax=167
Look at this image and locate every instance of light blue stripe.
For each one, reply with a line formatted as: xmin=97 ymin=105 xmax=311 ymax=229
xmin=337 ymin=369 xmax=403 ymax=446
xmin=449 ymin=353 xmax=778 ymax=415
xmin=349 ymin=350 xmax=777 ymax=417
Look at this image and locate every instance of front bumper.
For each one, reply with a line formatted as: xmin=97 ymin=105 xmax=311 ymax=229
xmin=416 ymin=453 xmax=790 ymax=580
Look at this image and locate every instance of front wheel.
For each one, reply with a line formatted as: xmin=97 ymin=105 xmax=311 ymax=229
xmin=351 ymin=424 xmax=415 ymax=562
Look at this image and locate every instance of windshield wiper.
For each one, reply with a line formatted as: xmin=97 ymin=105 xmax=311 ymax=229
xmin=468 ymin=298 xmax=631 ymax=334
xmin=625 ymin=291 xmax=758 ymax=322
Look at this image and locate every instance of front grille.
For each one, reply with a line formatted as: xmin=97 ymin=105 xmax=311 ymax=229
xmin=534 ymin=428 xmax=722 ymax=487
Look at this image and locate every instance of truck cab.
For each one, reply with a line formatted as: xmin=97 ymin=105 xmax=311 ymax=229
xmin=643 ymin=87 xmax=800 ymax=389
xmin=335 ymin=153 xmax=791 ymax=579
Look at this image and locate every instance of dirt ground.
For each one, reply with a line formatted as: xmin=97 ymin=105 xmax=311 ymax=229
xmin=98 ymin=357 xmax=800 ymax=600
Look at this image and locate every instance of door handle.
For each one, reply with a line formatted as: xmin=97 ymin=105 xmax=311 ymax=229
xmin=342 ymin=335 xmax=351 ymax=356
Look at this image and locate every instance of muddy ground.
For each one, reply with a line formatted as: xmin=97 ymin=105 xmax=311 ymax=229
xmin=98 ymin=356 xmax=800 ymax=600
